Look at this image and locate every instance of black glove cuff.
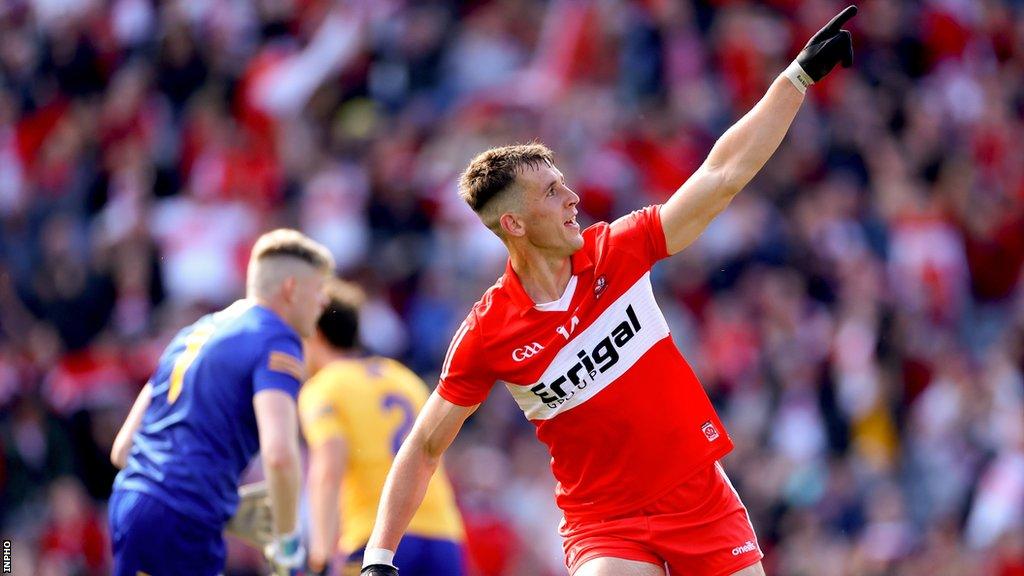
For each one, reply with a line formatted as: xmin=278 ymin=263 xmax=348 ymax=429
xmin=360 ymin=564 xmax=399 ymax=576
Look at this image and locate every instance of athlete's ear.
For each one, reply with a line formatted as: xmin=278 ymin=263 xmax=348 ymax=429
xmin=499 ymin=212 xmax=526 ymax=237
xmin=281 ymin=276 xmax=297 ymax=303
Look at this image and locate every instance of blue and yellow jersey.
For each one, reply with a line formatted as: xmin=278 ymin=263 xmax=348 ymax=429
xmin=114 ymin=300 xmax=306 ymax=528
xmin=298 ymin=356 xmax=464 ymax=554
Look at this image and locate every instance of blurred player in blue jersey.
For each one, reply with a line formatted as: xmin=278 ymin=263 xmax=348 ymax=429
xmin=108 ymin=229 xmax=335 ymax=576
xmin=299 ymin=279 xmax=465 ymax=576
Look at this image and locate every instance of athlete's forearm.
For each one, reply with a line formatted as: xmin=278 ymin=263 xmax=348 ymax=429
xmin=366 ymin=437 xmax=441 ymax=552
xmin=262 ymin=443 xmax=301 ymax=535
xmin=307 ymin=444 xmax=343 ymax=570
xmin=254 ymin=390 xmax=303 ymax=536
xmin=704 ymin=75 xmax=804 ymax=195
xmin=366 ymin=393 xmax=474 ymax=559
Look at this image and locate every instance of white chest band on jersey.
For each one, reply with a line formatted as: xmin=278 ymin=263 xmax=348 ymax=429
xmin=504 ymin=272 xmax=671 ymax=420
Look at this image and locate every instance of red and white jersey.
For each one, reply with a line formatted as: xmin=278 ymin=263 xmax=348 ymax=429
xmin=438 ymin=206 xmax=732 ymax=520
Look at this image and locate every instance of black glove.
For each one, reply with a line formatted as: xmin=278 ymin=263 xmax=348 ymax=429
xmin=360 ymin=565 xmax=398 ymax=576
xmin=787 ymin=5 xmax=857 ymax=90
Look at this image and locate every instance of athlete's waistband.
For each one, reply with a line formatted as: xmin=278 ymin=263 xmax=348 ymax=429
xmin=112 ymin=478 xmax=227 ymax=530
xmin=559 ymin=449 xmax=729 ymax=525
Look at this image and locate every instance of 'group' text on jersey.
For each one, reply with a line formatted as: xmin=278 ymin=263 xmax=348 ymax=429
xmin=437 ymin=206 xmax=733 ymax=520
xmin=114 ymin=301 xmax=306 ymax=528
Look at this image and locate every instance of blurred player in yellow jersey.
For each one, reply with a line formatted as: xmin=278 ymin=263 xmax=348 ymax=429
xmin=300 ymin=279 xmax=465 ymax=576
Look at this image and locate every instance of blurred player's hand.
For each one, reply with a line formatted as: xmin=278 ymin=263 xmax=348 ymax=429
xmin=787 ymin=5 xmax=857 ymax=90
xmin=360 ymin=565 xmax=399 ymax=576
xmin=265 ymin=532 xmax=306 ymax=576
xmin=225 ymin=482 xmax=274 ymax=549
xmin=305 ymin=560 xmax=331 ymax=576
xmin=305 ymin=561 xmax=329 ymax=573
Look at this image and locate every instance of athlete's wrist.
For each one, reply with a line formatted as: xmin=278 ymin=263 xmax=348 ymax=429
xmin=266 ymin=530 xmax=304 ymax=564
xmin=362 ymin=548 xmax=395 ymax=568
xmin=783 ymin=61 xmax=814 ymax=94
xmin=307 ymin=550 xmax=329 ymax=573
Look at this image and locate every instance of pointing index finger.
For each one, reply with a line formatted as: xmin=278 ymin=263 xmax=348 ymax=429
xmin=825 ymin=5 xmax=858 ymax=35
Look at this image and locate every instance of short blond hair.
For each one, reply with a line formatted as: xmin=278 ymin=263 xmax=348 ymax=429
xmin=246 ymin=229 xmax=334 ymax=298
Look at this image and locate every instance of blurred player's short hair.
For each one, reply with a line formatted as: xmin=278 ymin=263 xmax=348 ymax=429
xmin=316 ymin=278 xmax=365 ymax=351
xmin=251 ymin=229 xmax=334 ymax=270
xmin=247 ymin=229 xmax=335 ymax=298
xmin=459 ymin=143 xmax=554 ymax=235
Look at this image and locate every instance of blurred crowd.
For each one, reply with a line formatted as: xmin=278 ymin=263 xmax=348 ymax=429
xmin=1 ymin=0 xmax=1023 ymax=574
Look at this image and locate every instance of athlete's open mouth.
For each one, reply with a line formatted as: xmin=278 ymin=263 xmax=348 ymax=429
xmin=564 ymin=215 xmax=579 ymax=228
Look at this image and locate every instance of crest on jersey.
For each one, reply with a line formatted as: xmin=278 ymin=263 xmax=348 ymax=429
xmin=701 ymin=421 xmax=720 ymax=442
xmin=594 ymin=275 xmax=607 ymax=298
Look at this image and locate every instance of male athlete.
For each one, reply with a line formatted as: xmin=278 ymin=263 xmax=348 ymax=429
xmin=299 ymin=279 xmax=465 ymax=575
xmin=362 ymin=7 xmax=856 ymax=576
xmin=109 ymin=229 xmax=334 ymax=576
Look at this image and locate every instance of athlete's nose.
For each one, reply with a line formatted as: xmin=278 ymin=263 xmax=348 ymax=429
xmin=565 ymin=186 xmax=580 ymax=207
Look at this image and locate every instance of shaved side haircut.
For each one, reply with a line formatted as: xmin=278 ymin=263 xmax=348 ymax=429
xmin=247 ymin=229 xmax=335 ymax=299
xmin=458 ymin=143 xmax=555 ymax=236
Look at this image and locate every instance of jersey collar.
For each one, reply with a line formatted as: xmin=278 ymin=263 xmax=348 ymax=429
xmin=502 ymin=247 xmax=594 ymax=312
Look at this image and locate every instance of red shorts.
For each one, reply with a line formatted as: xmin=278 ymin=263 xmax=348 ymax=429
xmin=560 ymin=462 xmax=762 ymax=576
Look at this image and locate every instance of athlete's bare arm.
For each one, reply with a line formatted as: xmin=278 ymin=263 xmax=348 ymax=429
xmin=661 ymin=5 xmax=856 ymax=256
xmin=306 ymin=436 xmax=346 ymax=572
xmin=365 ymin=392 xmax=477 ymax=553
xmin=254 ymin=389 xmax=302 ymax=535
xmin=660 ymin=76 xmax=804 ymax=256
xmin=111 ymin=383 xmax=152 ymax=469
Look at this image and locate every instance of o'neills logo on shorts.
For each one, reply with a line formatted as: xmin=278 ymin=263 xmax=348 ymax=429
xmin=732 ymin=540 xmax=757 ymax=556
xmin=529 ymin=305 xmax=642 ymax=407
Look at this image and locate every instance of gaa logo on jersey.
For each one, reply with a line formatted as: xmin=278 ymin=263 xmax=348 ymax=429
xmin=701 ymin=421 xmax=720 ymax=442
xmin=593 ymin=275 xmax=607 ymax=298
xmin=512 ymin=342 xmax=544 ymax=362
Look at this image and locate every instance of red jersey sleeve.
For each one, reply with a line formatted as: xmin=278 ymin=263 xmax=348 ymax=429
xmin=436 ymin=313 xmax=493 ymax=406
xmin=608 ymin=205 xmax=670 ymax=268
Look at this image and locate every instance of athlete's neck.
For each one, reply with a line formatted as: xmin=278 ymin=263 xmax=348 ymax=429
xmin=508 ymin=246 xmax=573 ymax=304
xmin=309 ymin=347 xmax=364 ymax=374
xmin=250 ymin=296 xmax=293 ymax=331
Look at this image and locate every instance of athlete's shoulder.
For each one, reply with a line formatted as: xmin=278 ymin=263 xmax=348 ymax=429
xmin=247 ymin=303 xmax=299 ymax=336
xmin=600 ymin=206 xmax=668 ymax=267
xmin=299 ymin=364 xmax=341 ymax=408
xmin=303 ymin=362 xmax=346 ymax=391
xmin=378 ymin=356 xmax=430 ymax=392
xmin=473 ymin=278 xmax=508 ymax=320
xmin=582 ymin=219 xmax=611 ymax=242
xmin=231 ymin=304 xmax=302 ymax=359
xmin=457 ymin=278 xmax=513 ymax=345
